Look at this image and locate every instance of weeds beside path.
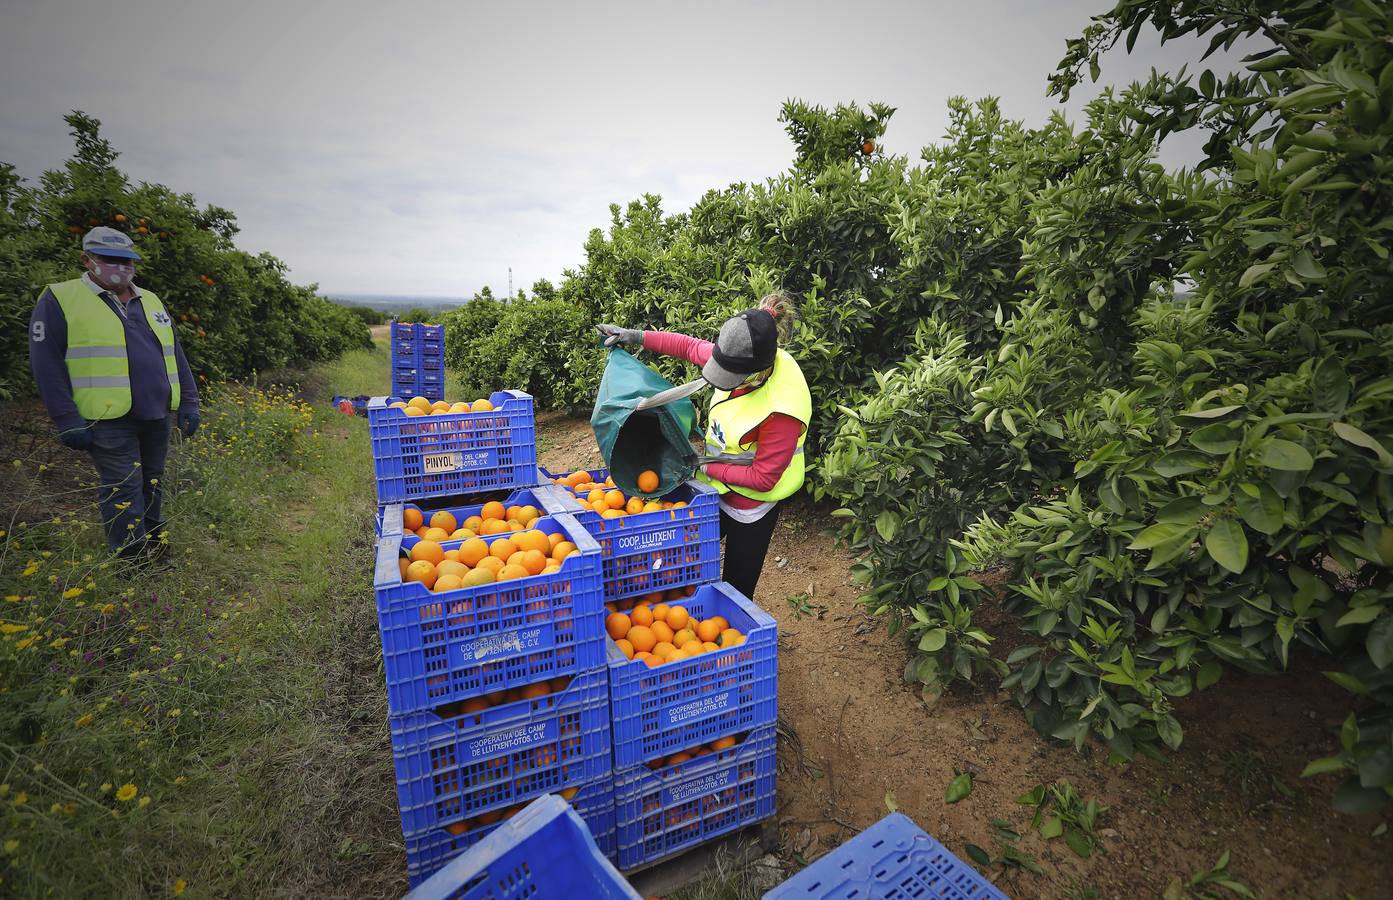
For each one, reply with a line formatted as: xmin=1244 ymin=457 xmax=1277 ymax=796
xmin=1 ymin=342 xmax=403 ymax=898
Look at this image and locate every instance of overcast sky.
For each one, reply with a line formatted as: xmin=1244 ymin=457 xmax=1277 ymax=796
xmin=1 ymin=0 xmax=1249 ymax=298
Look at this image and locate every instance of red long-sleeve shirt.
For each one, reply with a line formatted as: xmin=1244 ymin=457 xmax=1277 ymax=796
xmin=642 ymin=330 xmax=802 ymax=510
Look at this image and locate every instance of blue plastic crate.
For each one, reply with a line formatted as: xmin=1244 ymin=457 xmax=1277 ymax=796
xmin=374 ymin=512 xmax=605 ymax=716
xmin=375 ymin=484 xmax=552 ymax=541
xmin=419 ymin=371 xmax=445 ymax=386
xmin=763 ymin=812 xmax=1010 ymax=900
xmin=368 ymin=392 xmax=537 ymax=505
xmin=390 ymin=668 xmax=612 ymax=836
xmin=404 ymin=794 xmax=639 ymax=900
xmin=406 ymin=778 xmax=617 ymax=888
xmin=418 ymin=323 xmax=445 ymax=342
xmin=536 ymin=467 xmax=720 ymax=603
xmin=613 ymin=724 xmax=776 ymax=871
xmin=606 ymin=581 xmax=777 ymax=768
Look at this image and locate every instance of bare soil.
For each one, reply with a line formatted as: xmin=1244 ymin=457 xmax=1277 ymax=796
xmin=536 ymin=412 xmax=1393 ymax=900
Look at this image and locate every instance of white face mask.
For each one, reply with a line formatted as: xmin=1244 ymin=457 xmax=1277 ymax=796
xmin=88 ymin=258 xmax=135 ymax=289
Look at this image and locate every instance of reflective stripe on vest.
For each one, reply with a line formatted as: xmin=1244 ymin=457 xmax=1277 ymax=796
xmin=47 ymin=278 xmax=180 ymax=421
xmin=695 ymin=348 xmax=812 ymax=503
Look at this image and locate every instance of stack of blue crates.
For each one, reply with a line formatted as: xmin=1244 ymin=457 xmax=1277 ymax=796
xmin=390 ymin=322 xmax=446 ymax=402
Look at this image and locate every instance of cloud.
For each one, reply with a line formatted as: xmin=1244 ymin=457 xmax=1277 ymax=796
xmin=1 ymin=0 xmax=1260 ymax=297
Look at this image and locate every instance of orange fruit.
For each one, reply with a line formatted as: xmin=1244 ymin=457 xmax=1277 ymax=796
xmin=442 ymin=549 xmax=460 ymax=562
xmin=567 ymin=471 xmax=589 ymax=488
xmin=434 ymin=573 xmax=464 ymax=592
xmin=422 ymin=526 xmax=451 ymax=542
xmin=650 ymin=621 xmax=674 ymax=645
xmin=719 ymin=628 xmax=744 ymax=647
xmin=630 ymin=605 xmax=654 ymax=627
xmin=606 ymin=612 xmax=632 ymax=640
xmin=601 ymin=508 xmax=623 ymax=519
xmin=548 ymin=532 xmax=563 ymax=548
xmin=397 ymin=557 xmax=409 ymax=578
xmin=403 ymin=406 xmax=425 ymax=416
xmin=405 ymin=559 xmax=437 ymax=588
xmin=518 ymin=505 xmax=540 ymax=524
xmin=489 ymin=538 xmax=518 ymax=561
xmin=448 ymin=402 xmax=472 ymax=414
xmin=551 ymin=541 xmax=577 ymax=563
xmin=643 ymin=501 xmax=663 ymax=513
xmin=458 ymin=537 xmax=490 ymax=566
xmin=482 ymin=519 xmax=510 ymax=535
xmin=429 ymin=511 xmax=458 ymax=533
xmin=667 ymin=752 xmax=691 ymax=765
xmin=515 ymin=530 xmax=550 ymax=554
xmin=587 ymin=489 xmax=605 ymax=506
xmin=652 ymin=603 xmax=671 ymax=624
xmin=708 ymin=616 xmax=730 ymax=633
xmin=711 ymin=735 xmax=736 ymax=751
xmin=437 ymin=560 xmax=469 ymax=580
xmin=616 ymin=638 xmax=635 ymax=659
xmin=407 ymin=396 xmax=431 ymax=411
xmin=446 ymin=820 xmax=472 ymax=836
xmin=637 ymin=470 xmax=659 ymax=493
xmin=497 ymin=564 xmax=530 ymax=582
xmin=541 ymin=563 xmax=560 ymax=575
xmin=642 ymin=654 xmax=663 ymax=668
xmin=672 ymin=628 xmax=696 ymax=648
xmin=519 ymin=682 xmax=551 ymax=700
xmin=605 ymin=475 xmax=616 ymax=488
xmin=695 ymin=619 xmax=721 ymax=643
xmin=462 ymin=568 xmax=496 ymax=586
xmin=449 ymin=528 xmax=475 ymax=541
xmin=605 ymin=490 xmax=626 ymax=510
xmin=666 ymin=606 xmax=690 ymax=630
xmin=701 ymin=641 xmax=719 ymax=653
xmin=471 ymin=398 xmax=494 ymax=412
xmin=403 ymin=507 xmax=424 ymax=531
xmin=411 ymin=540 xmax=444 ymax=565
xmin=481 ymin=501 xmax=506 ymax=521
xmin=624 ymin=496 xmax=644 ymax=515
xmin=627 ymin=626 xmax=656 ymax=654
xmin=667 ymin=649 xmax=690 ymax=662
xmin=464 ymin=515 xmax=484 ymax=532
xmin=680 ymin=639 xmax=703 ymax=655
xmin=505 ymin=505 xmax=522 ymax=522
xmin=519 ymin=549 xmax=548 ymax=575
xmin=652 ymin=641 xmax=677 ymax=660
xmin=475 ymin=556 xmax=505 ymax=574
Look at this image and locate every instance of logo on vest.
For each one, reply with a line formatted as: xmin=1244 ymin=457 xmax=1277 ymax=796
xmin=709 ymin=418 xmax=726 ymax=449
xmin=152 ymin=311 xmax=171 ymax=326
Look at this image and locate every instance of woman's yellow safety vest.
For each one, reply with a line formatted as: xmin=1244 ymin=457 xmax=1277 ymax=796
xmin=695 ymin=348 xmax=812 ymax=502
xmin=48 ymin=278 xmax=180 ymax=421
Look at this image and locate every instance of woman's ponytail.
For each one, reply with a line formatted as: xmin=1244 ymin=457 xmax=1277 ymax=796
xmin=758 ymin=291 xmax=797 ymax=342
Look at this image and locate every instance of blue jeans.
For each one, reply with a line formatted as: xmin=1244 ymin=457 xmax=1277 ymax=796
xmin=87 ymin=416 xmax=172 ymax=555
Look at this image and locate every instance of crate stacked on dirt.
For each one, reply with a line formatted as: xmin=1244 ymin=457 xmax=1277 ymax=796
xmin=762 ymin=812 xmax=1009 ymax=900
xmin=374 ymin=486 xmax=617 ymax=887
xmin=534 ymin=467 xmax=778 ymax=871
xmin=390 ymin=322 xmax=446 ymax=402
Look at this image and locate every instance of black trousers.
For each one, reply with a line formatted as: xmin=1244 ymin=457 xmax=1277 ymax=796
xmin=719 ymin=502 xmax=782 ymax=601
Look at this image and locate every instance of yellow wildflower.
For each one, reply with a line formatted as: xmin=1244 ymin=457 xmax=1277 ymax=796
xmin=15 ymin=635 xmax=38 ymax=650
xmin=173 ymin=776 xmax=186 ymax=785
xmin=21 ymin=562 xmax=39 ymax=577
xmin=100 ymin=782 xmax=111 ymax=792
xmin=3 ymin=839 xmax=16 ymax=854
xmin=137 ymin=796 xmax=151 ymax=808
xmin=115 ymin=784 xmax=137 ymax=802
xmin=75 ymin=714 xmax=94 ymax=728
xmin=13 ymin=792 xmax=27 ymax=805
xmin=174 ymin=879 xmax=187 ymax=896
xmin=167 ymin=709 xmax=181 ymax=718
xmin=0 ymin=624 xmax=27 ymax=634
xmin=61 ymin=587 xmax=83 ymax=599
xmin=4 ymin=595 xmax=19 ymax=603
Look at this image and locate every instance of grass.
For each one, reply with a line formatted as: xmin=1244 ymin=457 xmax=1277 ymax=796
xmin=0 ymin=342 xmax=400 ymax=897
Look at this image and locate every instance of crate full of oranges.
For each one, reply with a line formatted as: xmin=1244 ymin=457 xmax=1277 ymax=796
xmin=373 ymin=510 xmax=603 ymax=717
xmin=368 ymin=393 xmax=537 ymax=504
xmin=604 ymin=581 xmax=777 ymax=768
xmin=537 ymin=467 xmax=720 ymax=603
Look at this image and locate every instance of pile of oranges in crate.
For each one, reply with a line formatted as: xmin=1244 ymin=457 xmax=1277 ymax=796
xmin=550 ymin=469 xmax=687 ymax=518
xmin=605 ymin=599 xmax=746 ymax=667
xmin=643 ymin=734 xmax=738 ymax=771
xmin=397 ymin=504 xmax=579 ymax=592
xmin=389 ymin=396 xmax=495 ymax=416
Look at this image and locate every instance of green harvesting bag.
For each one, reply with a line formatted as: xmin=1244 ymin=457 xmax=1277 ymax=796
xmin=591 ymin=349 xmax=699 ymax=497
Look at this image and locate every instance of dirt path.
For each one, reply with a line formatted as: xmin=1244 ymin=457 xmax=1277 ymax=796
xmin=535 ymin=413 xmax=1392 ymax=899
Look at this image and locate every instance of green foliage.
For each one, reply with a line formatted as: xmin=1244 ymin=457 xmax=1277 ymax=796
xmin=441 ymin=295 xmax=590 ymax=409
xmin=0 ymin=112 xmax=369 ymax=397
xmin=1018 ymin=781 xmax=1107 ymax=858
xmin=342 ymin=305 xmax=388 ymax=326
xmin=814 ymin=0 xmax=1393 ymax=812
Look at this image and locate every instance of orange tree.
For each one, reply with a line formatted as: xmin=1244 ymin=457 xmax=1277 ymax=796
xmin=0 ymin=111 xmax=369 ymax=398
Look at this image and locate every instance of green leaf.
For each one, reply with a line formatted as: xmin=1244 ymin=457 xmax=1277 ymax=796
xmin=945 ymin=772 xmax=973 ymax=804
xmin=1156 ymin=714 xmax=1184 ymax=750
xmin=1064 ymin=826 xmax=1093 ymax=857
xmin=1204 ymin=518 xmax=1249 ymax=574
xmin=1196 ymin=660 xmax=1222 ymax=690
xmin=1367 ymin=613 xmax=1393 ymax=669
xmin=874 ymin=510 xmax=899 ymax=542
xmin=1332 ymin=422 xmax=1393 ymax=468
xmin=1155 ymin=450 xmax=1210 ymax=477
xmin=1128 ymin=522 xmax=1192 ymax=550
xmin=1335 ymin=605 xmax=1384 ymax=627
xmin=1312 ymin=358 xmax=1350 ymax=412
xmin=1256 ymin=439 xmax=1313 ymax=472
xmin=1189 ymin=423 xmax=1239 ymax=455
xmin=1300 ymin=757 xmax=1348 ymax=777
xmin=1156 ymin=496 xmax=1206 ymax=525
xmin=1332 ymin=778 xmax=1387 ymax=815
xmin=1180 ymin=404 xmax=1243 ymax=420
xmin=1039 ymin=816 xmax=1063 ymax=838
xmin=919 ymin=629 xmax=947 ymax=653
xmin=884 ymin=789 xmax=898 ymax=813
xmin=1324 ymin=671 xmax=1370 ymax=696
xmin=1016 ymin=785 xmax=1045 ymax=807
xmin=964 ymin=843 xmax=991 ymax=866
xmin=1234 ymin=481 xmax=1284 ymax=534
xmin=1238 ymin=262 xmax=1275 ymax=288
xmin=1292 ymin=249 xmax=1326 ymax=280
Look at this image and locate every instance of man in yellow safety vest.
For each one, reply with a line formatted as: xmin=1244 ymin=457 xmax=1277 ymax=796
xmin=28 ymin=227 xmax=200 ymax=564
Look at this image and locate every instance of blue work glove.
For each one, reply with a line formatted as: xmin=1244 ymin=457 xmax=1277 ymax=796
xmin=595 ymin=324 xmax=643 ymax=348
xmin=59 ymin=424 xmax=94 ymax=451
xmin=177 ymin=411 xmax=200 ymax=438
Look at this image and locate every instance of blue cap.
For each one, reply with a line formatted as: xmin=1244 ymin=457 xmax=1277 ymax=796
xmin=82 ymin=226 xmax=141 ymax=260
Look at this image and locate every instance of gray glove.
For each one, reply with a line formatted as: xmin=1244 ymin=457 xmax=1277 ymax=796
xmin=596 ymin=323 xmax=643 ymax=348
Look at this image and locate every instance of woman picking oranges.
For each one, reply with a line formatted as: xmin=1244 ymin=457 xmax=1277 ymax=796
xmin=597 ymin=292 xmax=811 ymax=601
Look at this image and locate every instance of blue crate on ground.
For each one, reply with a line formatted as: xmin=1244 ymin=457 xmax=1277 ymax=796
xmin=403 ymin=793 xmax=639 ymax=900
xmin=613 ymin=723 xmax=776 ymax=871
xmin=374 ymin=512 xmax=605 ymax=716
xmin=536 ymin=467 xmax=720 ymax=603
xmin=375 ymin=483 xmax=551 ymax=540
xmin=763 ymin=812 xmax=1010 ymax=900
xmin=606 ymin=581 xmax=777 ymax=768
xmin=368 ymin=391 xmax=537 ymax=505
xmin=418 ymin=323 xmax=445 ymax=342
xmin=390 ymin=668 xmax=612 ymax=836
xmin=405 ymin=778 xmax=617 ymax=888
